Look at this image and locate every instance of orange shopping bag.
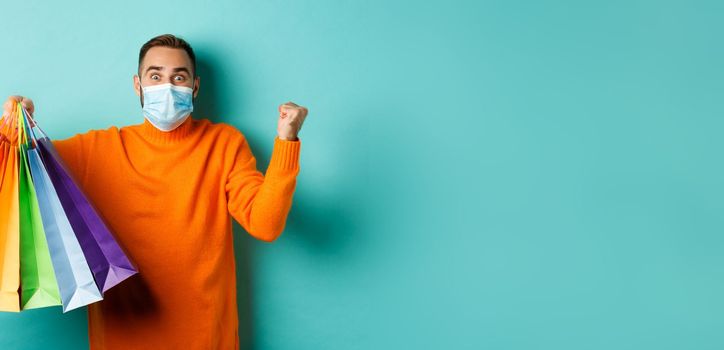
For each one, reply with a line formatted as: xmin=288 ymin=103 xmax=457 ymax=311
xmin=0 ymin=110 xmax=20 ymax=312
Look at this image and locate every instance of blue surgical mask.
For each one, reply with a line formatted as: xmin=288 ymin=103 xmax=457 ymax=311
xmin=141 ymin=83 xmax=194 ymax=132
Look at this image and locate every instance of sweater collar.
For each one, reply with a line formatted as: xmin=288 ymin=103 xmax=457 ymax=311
xmin=140 ymin=114 xmax=196 ymax=144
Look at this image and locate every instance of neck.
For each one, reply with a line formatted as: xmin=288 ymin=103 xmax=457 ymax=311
xmin=140 ymin=114 xmax=195 ymax=144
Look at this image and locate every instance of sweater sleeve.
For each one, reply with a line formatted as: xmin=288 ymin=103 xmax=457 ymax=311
xmin=225 ymin=134 xmax=301 ymax=242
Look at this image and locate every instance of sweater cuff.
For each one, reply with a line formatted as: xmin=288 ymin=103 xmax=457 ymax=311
xmin=269 ymin=136 xmax=301 ymax=172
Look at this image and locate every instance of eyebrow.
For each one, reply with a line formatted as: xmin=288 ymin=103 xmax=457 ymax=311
xmin=144 ymin=66 xmax=191 ymax=75
xmin=172 ymin=67 xmax=191 ymax=75
xmin=144 ymin=65 xmax=163 ymax=74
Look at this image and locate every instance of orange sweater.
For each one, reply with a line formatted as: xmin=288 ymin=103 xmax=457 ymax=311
xmin=51 ymin=115 xmax=301 ymax=349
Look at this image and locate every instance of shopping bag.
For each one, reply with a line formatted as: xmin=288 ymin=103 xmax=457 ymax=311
xmin=23 ymin=109 xmax=102 ymax=313
xmin=0 ymin=113 xmax=20 ymax=312
xmin=30 ymin=117 xmax=137 ymax=293
xmin=17 ymin=110 xmax=61 ymax=310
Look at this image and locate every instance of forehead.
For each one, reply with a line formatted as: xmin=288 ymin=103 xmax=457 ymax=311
xmin=141 ymin=46 xmax=193 ymax=71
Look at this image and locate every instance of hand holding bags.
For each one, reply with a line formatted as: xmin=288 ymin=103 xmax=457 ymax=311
xmin=0 ymin=102 xmax=138 ymax=313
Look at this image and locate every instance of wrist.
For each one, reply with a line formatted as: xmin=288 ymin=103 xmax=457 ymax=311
xmin=278 ymin=135 xmax=298 ymax=141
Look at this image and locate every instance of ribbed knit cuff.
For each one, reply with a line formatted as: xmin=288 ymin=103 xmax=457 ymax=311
xmin=269 ymin=136 xmax=301 ymax=172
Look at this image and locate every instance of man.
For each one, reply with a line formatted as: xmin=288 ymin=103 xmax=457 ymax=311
xmin=3 ymin=34 xmax=308 ymax=349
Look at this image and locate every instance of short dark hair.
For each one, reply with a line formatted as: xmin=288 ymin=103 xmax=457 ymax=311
xmin=138 ymin=34 xmax=196 ymax=76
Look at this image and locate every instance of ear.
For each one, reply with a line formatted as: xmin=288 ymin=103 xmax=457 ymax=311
xmin=193 ymin=76 xmax=201 ymax=98
xmin=133 ymin=75 xmax=141 ymax=97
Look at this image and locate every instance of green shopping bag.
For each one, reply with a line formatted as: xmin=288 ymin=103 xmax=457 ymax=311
xmin=18 ymin=111 xmax=61 ymax=309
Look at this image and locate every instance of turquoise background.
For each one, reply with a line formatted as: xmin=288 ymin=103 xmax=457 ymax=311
xmin=1 ymin=0 xmax=723 ymax=349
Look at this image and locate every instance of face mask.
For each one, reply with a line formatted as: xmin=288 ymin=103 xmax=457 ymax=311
xmin=140 ymin=83 xmax=194 ymax=132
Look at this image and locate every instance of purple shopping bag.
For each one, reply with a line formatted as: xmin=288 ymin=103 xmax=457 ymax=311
xmin=26 ymin=111 xmax=138 ymax=294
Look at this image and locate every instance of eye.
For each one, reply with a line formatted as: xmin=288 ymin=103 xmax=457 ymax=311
xmin=174 ymin=75 xmax=185 ymax=82
xmin=151 ymin=74 xmax=161 ymax=80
